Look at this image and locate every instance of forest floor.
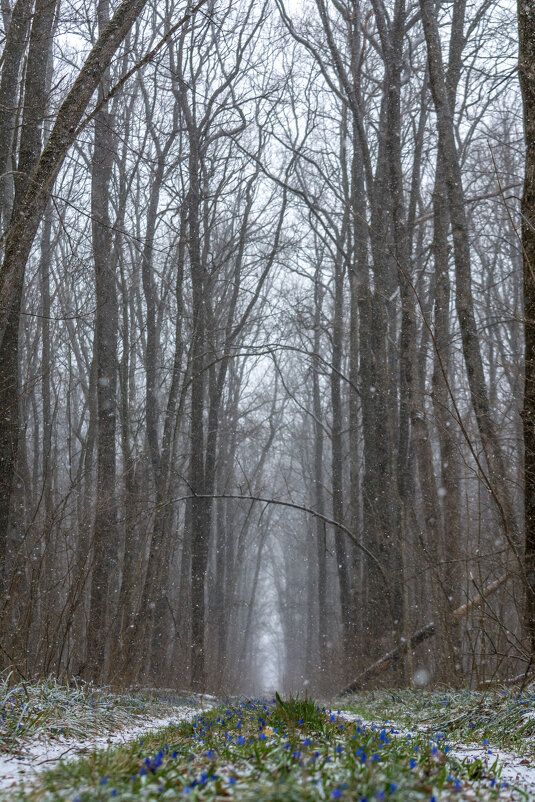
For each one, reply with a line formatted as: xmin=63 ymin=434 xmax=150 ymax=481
xmin=1 ymin=681 xmax=535 ymax=800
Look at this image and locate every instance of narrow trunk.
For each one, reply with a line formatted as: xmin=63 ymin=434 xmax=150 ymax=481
xmin=519 ymin=0 xmax=535 ymax=652
xmin=86 ymin=0 xmax=118 ymax=682
xmin=312 ymin=266 xmax=328 ymax=673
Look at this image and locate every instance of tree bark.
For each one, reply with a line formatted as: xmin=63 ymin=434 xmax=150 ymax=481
xmin=0 ymin=0 xmax=56 ymax=615
xmin=85 ymin=0 xmax=118 ymax=683
xmin=519 ymin=0 xmax=535 ymax=654
xmin=312 ymin=263 xmax=328 ymax=673
xmin=0 ymin=0 xmax=151 ymax=605
xmin=420 ymin=0 xmax=519 ymax=543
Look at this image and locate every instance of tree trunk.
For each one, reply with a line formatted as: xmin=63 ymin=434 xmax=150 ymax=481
xmin=85 ymin=0 xmax=118 ymax=683
xmin=312 ymin=264 xmax=328 ymax=674
xmin=519 ymin=0 xmax=535 ymax=653
xmin=420 ymin=0 xmax=519 ymax=543
xmin=0 ymin=0 xmax=152 ymax=609
xmin=0 ymin=0 xmax=56 ymax=626
xmin=187 ymin=134 xmax=208 ymax=691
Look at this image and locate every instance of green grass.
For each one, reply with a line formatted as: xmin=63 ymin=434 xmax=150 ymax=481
xmin=340 ymin=688 xmax=535 ymax=754
xmin=13 ymin=696 xmax=507 ymax=801
xmin=0 ymin=674 xmax=200 ymax=755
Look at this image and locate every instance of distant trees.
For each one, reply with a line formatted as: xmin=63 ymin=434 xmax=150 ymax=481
xmin=270 ymin=0 xmax=524 ymax=689
xmin=0 ymin=0 xmax=527 ymax=693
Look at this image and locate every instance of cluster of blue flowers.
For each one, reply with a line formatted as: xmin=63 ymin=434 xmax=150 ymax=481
xmin=65 ymin=696 xmax=524 ymax=801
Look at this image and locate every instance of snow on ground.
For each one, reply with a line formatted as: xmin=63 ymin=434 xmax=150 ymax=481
xmin=453 ymin=743 xmax=535 ymax=799
xmin=4 ymin=699 xmax=534 ymax=799
xmin=339 ymin=710 xmax=535 ymax=799
xmin=0 ymin=704 xmax=208 ymax=794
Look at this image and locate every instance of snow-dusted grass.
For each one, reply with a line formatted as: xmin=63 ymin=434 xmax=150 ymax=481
xmin=0 ymin=676 xmax=198 ymax=754
xmin=0 ymin=707 xmax=201 ymax=794
xmin=340 ymin=688 xmax=535 ymax=754
xmin=10 ymin=694 xmax=511 ymax=800
xmin=2 ymin=685 xmax=535 ymax=800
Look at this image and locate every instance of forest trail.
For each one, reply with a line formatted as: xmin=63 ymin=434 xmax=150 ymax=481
xmin=0 ymin=705 xmax=206 ymax=794
xmin=2 ymin=694 xmax=535 ymax=800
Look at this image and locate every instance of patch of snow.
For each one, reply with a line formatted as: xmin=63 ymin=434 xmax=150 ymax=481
xmin=454 ymin=744 xmax=535 ymax=799
xmin=0 ymin=704 xmax=209 ymax=794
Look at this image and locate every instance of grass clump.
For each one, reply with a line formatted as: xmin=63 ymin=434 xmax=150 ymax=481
xmin=0 ymin=674 xmax=200 ymax=755
xmin=15 ymin=696 xmax=507 ymax=801
xmin=340 ymin=687 xmax=535 ymax=753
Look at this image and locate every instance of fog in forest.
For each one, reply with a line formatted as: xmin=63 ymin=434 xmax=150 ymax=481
xmin=0 ymin=0 xmax=532 ymax=699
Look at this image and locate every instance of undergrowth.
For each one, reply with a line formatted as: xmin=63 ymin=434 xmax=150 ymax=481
xmin=340 ymin=688 xmax=535 ymax=754
xmin=15 ymin=695 xmax=507 ymax=801
xmin=0 ymin=675 xmax=199 ymax=755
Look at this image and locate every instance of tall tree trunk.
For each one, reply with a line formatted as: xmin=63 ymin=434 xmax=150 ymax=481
xmin=420 ymin=0 xmax=519 ymax=544
xmin=0 ymin=0 xmax=55 ymax=634
xmin=187 ymin=135 xmax=208 ymax=691
xmin=312 ymin=264 xmax=328 ymax=675
xmin=519 ymin=0 xmax=535 ymax=653
xmin=0 ymin=0 xmax=153 ymax=618
xmin=331 ymin=240 xmax=352 ymax=665
xmin=431 ymin=165 xmax=463 ymax=680
xmin=85 ymin=0 xmax=118 ymax=683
